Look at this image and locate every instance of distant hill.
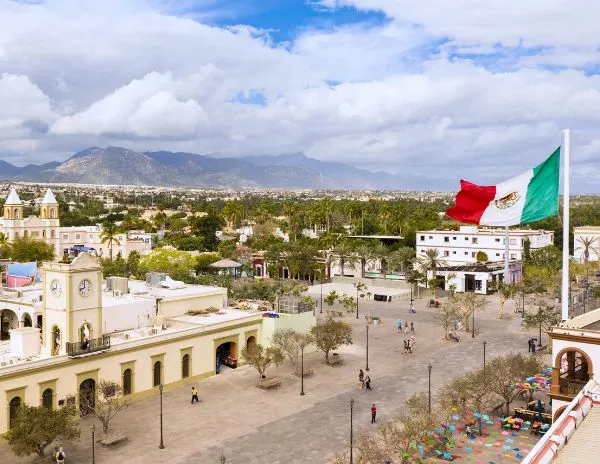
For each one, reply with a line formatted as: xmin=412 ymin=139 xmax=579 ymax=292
xmin=0 ymin=146 xmax=450 ymax=190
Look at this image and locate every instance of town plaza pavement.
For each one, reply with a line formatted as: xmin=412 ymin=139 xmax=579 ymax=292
xmin=2 ymin=295 xmax=545 ymax=464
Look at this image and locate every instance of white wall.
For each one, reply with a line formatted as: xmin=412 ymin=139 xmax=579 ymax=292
xmin=102 ymin=298 xmax=156 ymax=333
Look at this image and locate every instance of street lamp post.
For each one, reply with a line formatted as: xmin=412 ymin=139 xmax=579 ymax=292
xmin=159 ymin=384 xmax=165 ymax=449
xmin=300 ymin=344 xmax=305 ymax=396
xmin=350 ymin=398 xmax=355 ymax=464
xmin=483 ymin=340 xmax=487 ymax=381
xmin=428 ymin=363 xmax=432 ymax=414
xmin=410 ymin=282 xmax=414 ymax=306
xmin=356 ymin=285 xmax=360 ymax=319
xmin=90 ymin=423 xmax=95 ymax=464
xmin=320 ymin=279 xmax=323 ymax=314
xmin=365 ymin=322 xmax=370 ymax=371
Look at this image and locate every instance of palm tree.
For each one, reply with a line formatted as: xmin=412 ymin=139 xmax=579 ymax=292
xmin=371 ymin=242 xmax=390 ymax=279
xmin=0 ymin=232 xmax=9 ymax=259
xmin=100 ymin=222 xmax=121 ymax=261
xmin=575 ymin=236 xmax=597 ymax=265
xmin=389 ymin=246 xmax=415 ymax=275
xmin=418 ymin=248 xmax=447 ymax=297
xmin=353 ymin=244 xmax=374 ymax=278
xmin=332 ymin=242 xmax=359 ymax=277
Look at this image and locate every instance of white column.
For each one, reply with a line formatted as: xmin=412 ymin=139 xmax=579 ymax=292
xmin=561 ymin=129 xmax=570 ymax=320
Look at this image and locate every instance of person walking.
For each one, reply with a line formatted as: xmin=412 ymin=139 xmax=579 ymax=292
xmin=191 ymin=386 xmax=199 ymax=404
xmin=403 ymin=339 xmax=408 ymax=354
xmin=404 ymin=323 xmax=409 ymax=334
xmin=365 ymin=375 xmax=372 ymax=391
xmin=409 ymin=336 xmax=415 ymax=353
xmin=396 ymin=319 xmax=403 ymax=333
xmin=371 ymin=403 xmax=377 ymax=423
xmin=527 ymin=338 xmax=533 ymax=353
xmin=55 ymin=447 xmax=65 ymax=464
xmin=359 ymin=369 xmax=365 ymax=389
xmin=410 ymin=321 xmax=415 ymax=333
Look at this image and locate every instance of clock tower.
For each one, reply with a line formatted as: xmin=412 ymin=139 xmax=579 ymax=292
xmin=41 ymin=253 xmax=103 ymax=356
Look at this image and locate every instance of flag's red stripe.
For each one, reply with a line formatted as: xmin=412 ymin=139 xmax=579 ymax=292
xmin=446 ymin=180 xmax=496 ymax=224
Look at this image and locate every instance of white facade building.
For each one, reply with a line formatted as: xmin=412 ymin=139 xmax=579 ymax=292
xmin=573 ymin=226 xmax=600 ymax=263
xmin=0 ymin=189 xmax=151 ymax=259
xmin=416 ymin=226 xmax=554 ymax=265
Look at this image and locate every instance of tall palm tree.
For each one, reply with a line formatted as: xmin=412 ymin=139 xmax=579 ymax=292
xmin=353 ymin=244 xmax=374 ymax=278
xmin=371 ymin=242 xmax=390 ymax=279
xmin=333 ymin=242 xmax=359 ymax=277
xmin=418 ymin=248 xmax=447 ymax=297
xmin=389 ymin=246 xmax=415 ymax=274
xmin=100 ymin=222 xmax=121 ymax=261
xmin=575 ymin=236 xmax=597 ymax=265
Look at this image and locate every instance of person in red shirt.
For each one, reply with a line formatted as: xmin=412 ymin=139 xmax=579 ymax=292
xmin=371 ymin=404 xmax=377 ymax=424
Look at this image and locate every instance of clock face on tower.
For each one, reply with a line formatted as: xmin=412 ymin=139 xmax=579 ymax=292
xmin=50 ymin=279 xmax=62 ymax=297
xmin=79 ymin=279 xmax=92 ymax=297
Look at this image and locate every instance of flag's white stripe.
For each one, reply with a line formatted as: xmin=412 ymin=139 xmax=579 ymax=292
xmin=479 ymin=169 xmax=534 ymax=226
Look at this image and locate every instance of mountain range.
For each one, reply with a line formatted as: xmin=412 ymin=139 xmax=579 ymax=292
xmin=0 ymin=146 xmax=449 ymax=190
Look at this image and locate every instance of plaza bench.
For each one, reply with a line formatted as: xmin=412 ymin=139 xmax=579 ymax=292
xmin=328 ymin=354 xmax=342 ymax=366
xmin=259 ymin=377 xmax=282 ymax=390
xmin=99 ymin=432 xmax=128 ymax=447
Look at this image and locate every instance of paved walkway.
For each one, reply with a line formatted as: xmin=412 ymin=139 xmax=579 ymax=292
xmin=2 ymin=295 xmax=544 ymax=464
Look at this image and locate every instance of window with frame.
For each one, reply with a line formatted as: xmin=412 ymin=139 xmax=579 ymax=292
xmin=420 ymin=235 xmax=425 ymax=241
xmin=444 ymin=237 xmax=449 ymax=242
xmin=495 ymin=238 xmax=500 ymax=242
xmin=510 ymin=239 xmax=516 ymax=245
xmin=42 ymin=388 xmax=53 ymax=409
xmin=153 ymin=361 xmax=162 ymax=387
xmin=123 ymin=369 xmax=132 ymax=395
xmin=472 ymin=237 xmax=478 ymax=244
xmin=444 ymin=251 xmax=449 ymax=257
xmin=182 ymin=354 xmax=190 ymax=378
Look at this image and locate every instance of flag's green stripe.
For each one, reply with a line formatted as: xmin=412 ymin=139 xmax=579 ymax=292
xmin=520 ymin=147 xmax=561 ymax=224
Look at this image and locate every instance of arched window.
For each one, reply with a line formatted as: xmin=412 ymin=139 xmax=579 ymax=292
xmin=123 ymin=369 xmax=132 ymax=395
xmin=42 ymin=388 xmax=53 ymax=409
xmin=42 ymin=209 xmax=46 ymax=218
xmin=23 ymin=230 xmax=28 ymax=238
xmin=182 ymin=354 xmax=190 ymax=378
xmin=9 ymin=396 xmax=21 ymax=429
xmin=14 ymin=208 xmax=19 ymax=219
xmin=50 ymin=208 xmax=56 ymax=219
xmin=42 ymin=230 xmax=46 ymax=238
xmin=153 ymin=361 xmax=162 ymax=387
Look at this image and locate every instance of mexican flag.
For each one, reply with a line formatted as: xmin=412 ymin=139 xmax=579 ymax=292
xmin=446 ymin=147 xmax=560 ymax=226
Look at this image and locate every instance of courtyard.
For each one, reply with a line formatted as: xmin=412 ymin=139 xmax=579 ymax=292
xmin=1 ymin=293 xmax=546 ymax=464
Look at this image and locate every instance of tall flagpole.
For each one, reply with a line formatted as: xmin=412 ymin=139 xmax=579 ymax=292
xmin=561 ymin=129 xmax=570 ymax=321
xmin=504 ymin=226 xmax=510 ymax=284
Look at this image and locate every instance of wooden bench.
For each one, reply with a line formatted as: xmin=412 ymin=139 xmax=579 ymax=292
xmin=259 ymin=377 xmax=282 ymax=390
xmin=328 ymin=354 xmax=342 ymax=365
xmin=99 ymin=433 xmax=128 ymax=447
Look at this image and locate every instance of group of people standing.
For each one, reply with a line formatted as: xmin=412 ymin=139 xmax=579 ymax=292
xmin=396 ymin=319 xmax=415 ymax=334
xmin=403 ymin=336 xmax=416 ymax=354
xmin=528 ymin=338 xmax=538 ymax=353
xmin=358 ymin=369 xmax=372 ymax=390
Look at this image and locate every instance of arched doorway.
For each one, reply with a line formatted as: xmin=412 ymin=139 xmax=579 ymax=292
xmin=79 ymin=379 xmax=96 ymax=416
xmin=153 ymin=361 xmax=162 ymax=387
xmin=22 ymin=313 xmax=32 ymax=328
xmin=216 ymin=341 xmax=237 ymax=374
xmin=42 ymin=388 xmax=53 ymax=409
xmin=0 ymin=309 xmax=18 ymax=340
xmin=554 ymin=347 xmax=594 ymax=397
xmin=554 ymin=405 xmax=567 ymax=422
xmin=123 ymin=369 xmax=132 ymax=395
xmin=79 ymin=322 xmax=92 ymax=344
xmin=182 ymin=354 xmax=190 ymax=379
xmin=9 ymin=396 xmax=21 ymax=429
xmin=254 ymin=265 xmax=263 ymax=277
xmin=246 ymin=336 xmax=256 ymax=350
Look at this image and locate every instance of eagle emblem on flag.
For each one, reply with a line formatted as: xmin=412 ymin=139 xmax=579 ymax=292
xmin=494 ymin=191 xmax=521 ymax=210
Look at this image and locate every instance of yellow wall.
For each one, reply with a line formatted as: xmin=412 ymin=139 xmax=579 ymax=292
xmin=0 ymin=318 xmax=261 ymax=433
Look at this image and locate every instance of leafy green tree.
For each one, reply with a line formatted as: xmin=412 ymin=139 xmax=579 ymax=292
xmin=353 ymin=243 xmax=374 ymax=278
xmin=138 ymin=248 xmax=196 ymax=282
xmin=100 ymin=222 xmax=121 ymax=261
xmin=434 ymin=301 xmax=460 ymax=340
xmin=388 ymin=246 xmax=415 ymax=274
xmin=445 ymin=292 xmax=487 ymax=333
xmin=418 ymin=248 xmax=446 ymax=296
xmin=6 ymin=402 xmax=80 ymax=458
xmin=332 ymin=241 xmax=359 ymax=276
xmin=371 ymin=242 xmax=390 ymax=279
xmin=310 ymin=318 xmax=352 ymax=364
xmin=324 ymin=290 xmax=338 ymax=308
xmin=80 ymin=380 xmax=128 ymax=435
xmin=9 ymin=236 xmax=55 ymax=262
xmin=406 ymin=269 xmax=425 ymax=298
xmin=241 ymin=344 xmax=284 ymax=386
xmin=486 ymin=353 xmax=544 ymax=416
xmin=271 ymin=329 xmax=314 ymax=373
xmin=195 ymin=253 xmax=221 ymax=274
xmin=522 ymin=303 xmax=561 ymax=347
xmin=0 ymin=232 xmax=9 ymax=259
xmin=476 ymin=251 xmax=488 ymax=262
xmin=190 ymin=214 xmax=225 ymax=251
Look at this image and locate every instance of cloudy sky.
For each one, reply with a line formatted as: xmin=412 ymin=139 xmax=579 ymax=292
xmin=1 ymin=0 xmax=599 ymax=190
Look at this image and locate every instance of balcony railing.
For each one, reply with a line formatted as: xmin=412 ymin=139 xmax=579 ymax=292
xmin=66 ymin=335 xmax=111 ymax=357
xmin=559 ymin=377 xmax=588 ymax=396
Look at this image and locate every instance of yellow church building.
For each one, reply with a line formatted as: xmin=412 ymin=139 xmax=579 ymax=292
xmin=0 ymin=253 xmax=314 ymax=433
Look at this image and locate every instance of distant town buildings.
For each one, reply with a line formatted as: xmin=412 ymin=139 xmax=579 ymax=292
xmin=0 ymin=188 xmax=151 ymax=258
xmin=416 ymin=226 xmax=554 ymax=266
